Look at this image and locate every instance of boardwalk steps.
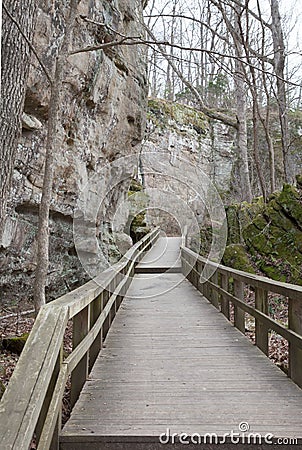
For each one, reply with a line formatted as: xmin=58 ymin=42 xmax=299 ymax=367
xmin=0 ymin=230 xmax=302 ymax=449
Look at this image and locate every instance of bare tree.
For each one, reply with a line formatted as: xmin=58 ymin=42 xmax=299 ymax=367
xmin=270 ymin=0 xmax=292 ymax=183
xmin=33 ymin=0 xmax=80 ymax=312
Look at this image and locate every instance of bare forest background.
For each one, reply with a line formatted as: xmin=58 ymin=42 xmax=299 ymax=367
xmin=145 ymin=0 xmax=302 ymax=202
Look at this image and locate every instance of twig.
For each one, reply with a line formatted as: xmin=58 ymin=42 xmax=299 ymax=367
xmin=0 ymin=309 xmax=35 ymax=321
xmin=70 ymin=37 xmax=168 ymax=55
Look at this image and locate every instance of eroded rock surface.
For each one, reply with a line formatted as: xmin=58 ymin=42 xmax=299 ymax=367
xmin=0 ymin=0 xmax=147 ymax=306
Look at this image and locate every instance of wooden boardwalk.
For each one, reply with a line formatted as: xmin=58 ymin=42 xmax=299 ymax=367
xmin=61 ymin=237 xmax=302 ymax=449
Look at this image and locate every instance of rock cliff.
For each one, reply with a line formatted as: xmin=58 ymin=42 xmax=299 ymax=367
xmin=141 ymin=98 xmax=235 ymax=233
xmin=0 ymin=0 xmax=147 ymax=307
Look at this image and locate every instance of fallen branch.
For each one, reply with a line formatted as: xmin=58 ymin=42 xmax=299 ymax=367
xmin=0 ymin=309 xmax=35 ymax=321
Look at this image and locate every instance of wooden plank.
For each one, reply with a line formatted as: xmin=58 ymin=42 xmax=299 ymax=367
xmin=36 ymin=347 xmax=63 ymax=450
xmin=62 ymin=273 xmax=302 ymax=443
xmin=255 ymin=287 xmax=269 ymax=355
xmin=37 ymin=365 xmax=69 ymax=450
xmin=0 ymin=306 xmax=68 ymax=450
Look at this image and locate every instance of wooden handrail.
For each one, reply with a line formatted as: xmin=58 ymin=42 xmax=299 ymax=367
xmin=181 ymin=245 xmax=302 ymax=389
xmin=0 ymin=228 xmax=160 ymax=450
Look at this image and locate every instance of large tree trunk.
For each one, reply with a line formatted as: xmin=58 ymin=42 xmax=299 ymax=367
xmin=0 ymin=2 xmax=37 ymax=237
xmin=270 ymin=0 xmax=292 ymax=183
xmin=33 ymin=0 xmax=80 ymax=313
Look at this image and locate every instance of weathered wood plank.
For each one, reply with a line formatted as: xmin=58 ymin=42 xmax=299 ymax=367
xmin=0 ymin=306 xmax=68 ymax=450
xmin=61 ymin=272 xmax=302 ymax=444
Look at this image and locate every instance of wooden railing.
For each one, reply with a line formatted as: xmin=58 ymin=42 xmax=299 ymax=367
xmin=181 ymin=246 xmax=302 ymax=389
xmin=0 ymin=228 xmax=160 ymax=450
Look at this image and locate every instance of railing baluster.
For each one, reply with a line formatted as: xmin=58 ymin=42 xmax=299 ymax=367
xmin=289 ymin=297 xmax=302 ymax=388
xmin=89 ymin=293 xmax=103 ymax=372
xmin=102 ymin=289 xmax=110 ymax=341
xmin=211 ymin=271 xmax=219 ymax=309
xmin=109 ymin=278 xmax=116 ymax=325
xmin=71 ymin=305 xmax=90 ymax=407
xmin=234 ymin=280 xmax=245 ymax=333
xmin=196 ymin=260 xmax=203 ymax=295
xmin=255 ymin=287 xmax=269 ymax=355
xmin=220 ymin=273 xmax=230 ymax=319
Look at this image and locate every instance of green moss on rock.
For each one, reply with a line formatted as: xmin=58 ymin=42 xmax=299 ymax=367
xmin=2 ymin=333 xmax=29 ymax=355
xmin=275 ymin=184 xmax=302 ymax=228
xmin=223 ymin=244 xmax=255 ymax=274
xmin=226 ymin=198 xmax=265 ymax=245
xmin=148 ymin=97 xmax=208 ymax=135
xmin=240 ymin=183 xmax=302 ymax=284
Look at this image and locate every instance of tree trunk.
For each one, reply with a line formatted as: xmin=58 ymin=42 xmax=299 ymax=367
xmin=0 ymin=2 xmax=37 ymax=237
xmin=233 ymin=5 xmax=253 ymax=202
xmin=270 ymin=0 xmax=292 ymax=183
xmin=33 ymin=0 xmax=79 ymax=313
xmin=252 ymin=100 xmax=267 ymax=201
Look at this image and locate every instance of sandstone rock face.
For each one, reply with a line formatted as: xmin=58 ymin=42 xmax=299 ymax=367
xmin=0 ymin=0 xmax=146 ymax=306
xmin=141 ymin=99 xmax=235 ymax=234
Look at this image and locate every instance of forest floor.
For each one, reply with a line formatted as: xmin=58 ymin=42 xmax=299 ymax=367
xmin=0 ymin=291 xmax=289 ymax=425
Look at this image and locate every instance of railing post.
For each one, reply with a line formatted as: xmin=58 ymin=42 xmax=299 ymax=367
xmin=116 ymin=272 xmax=124 ymax=311
xmin=289 ymin=297 xmax=302 ymax=388
xmin=109 ymin=279 xmax=117 ymax=326
xmin=102 ymin=289 xmax=110 ymax=341
xmin=193 ymin=261 xmax=199 ymax=288
xmin=36 ymin=347 xmax=63 ymax=450
xmin=71 ymin=305 xmax=90 ymax=407
xmin=211 ymin=271 xmax=220 ymax=309
xmin=89 ymin=293 xmax=103 ymax=372
xmin=233 ymin=279 xmax=245 ymax=333
xmin=196 ymin=260 xmax=203 ymax=295
xmin=220 ymin=273 xmax=230 ymax=319
xmin=202 ymin=264 xmax=208 ymax=299
xmin=255 ymin=287 xmax=269 ymax=355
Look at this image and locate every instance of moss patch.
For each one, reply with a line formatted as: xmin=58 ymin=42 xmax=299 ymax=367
xmin=147 ymin=97 xmax=208 ymax=135
xmin=241 ymin=184 xmax=302 ymax=284
xmin=2 ymin=332 xmax=29 ymax=355
xmin=223 ymin=244 xmax=255 ymax=274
